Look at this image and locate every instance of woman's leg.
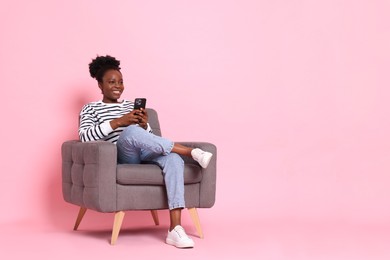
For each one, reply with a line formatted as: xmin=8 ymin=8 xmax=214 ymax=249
xmin=169 ymin=208 xmax=182 ymax=231
xmin=116 ymin=126 xmax=195 ymax=247
xmin=150 ymin=153 xmax=194 ymax=248
xmin=117 ymin=125 xmax=174 ymax=163
xmin=171 ymin=143 xmax=192 ymax=157
xmin=117 ymin=125 xmax=212 ymax=168
xmin=148 ymin=153 xmax=185 ymax=211
xmin=172 ymin=143 xmax=213 ymax=168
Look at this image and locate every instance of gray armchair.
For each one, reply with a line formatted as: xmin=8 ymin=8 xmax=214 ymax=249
xmin=62 ymin=108 xmax=217 ymax=244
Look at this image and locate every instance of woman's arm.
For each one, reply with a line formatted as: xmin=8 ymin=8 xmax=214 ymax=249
xmin=78 ymin=104 xmax=114 ymax=142
xmin=78 ymin=104 xmax=152 ymax=142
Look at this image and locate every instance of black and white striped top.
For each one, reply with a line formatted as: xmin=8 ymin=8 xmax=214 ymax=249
xmin=79 ymin=100 xmax=151 ymax=144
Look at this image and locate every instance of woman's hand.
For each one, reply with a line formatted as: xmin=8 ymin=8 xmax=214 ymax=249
xmin=110 ymin=109 xmax=147 ymax=129
xmin=137 ymin=108 xmax=149 ymax=129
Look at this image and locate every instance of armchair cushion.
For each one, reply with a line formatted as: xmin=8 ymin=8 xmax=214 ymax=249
xmin=116 ymin=163 xmax=203 ymax=185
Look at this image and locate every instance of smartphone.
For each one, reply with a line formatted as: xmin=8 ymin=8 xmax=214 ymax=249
xmin=134 ymin=98 xmax=147 ymax=110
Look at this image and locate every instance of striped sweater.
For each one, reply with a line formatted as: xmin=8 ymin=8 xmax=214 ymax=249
xmin=79 ymin=100 xmax=151 ymax=144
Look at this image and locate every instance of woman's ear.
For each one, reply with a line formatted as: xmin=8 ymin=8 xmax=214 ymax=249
xmin=98 ymin=83 xmax=103 ymax=94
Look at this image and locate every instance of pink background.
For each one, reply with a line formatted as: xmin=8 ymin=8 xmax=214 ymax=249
xmin=1 ymin=0 xmax=390 ymax=258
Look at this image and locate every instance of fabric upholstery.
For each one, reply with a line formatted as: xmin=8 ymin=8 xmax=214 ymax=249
xmin=116 ymin=164 xmax=202 ymax=185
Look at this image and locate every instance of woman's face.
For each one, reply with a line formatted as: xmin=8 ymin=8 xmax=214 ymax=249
xmin=99 ymin=69 xmax=124 ymax=103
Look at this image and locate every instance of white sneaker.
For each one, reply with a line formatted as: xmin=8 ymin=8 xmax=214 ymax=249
xmin=191 ymin=148 xmax=213 ymax=168
xmin=166 ymin=225 xmax=195 ymax=248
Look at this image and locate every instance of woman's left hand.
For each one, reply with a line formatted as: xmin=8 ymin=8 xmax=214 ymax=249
xmin=136 ymin=108 xmax=149 ymax=129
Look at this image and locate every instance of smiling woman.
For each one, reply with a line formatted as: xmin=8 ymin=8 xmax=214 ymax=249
xmin=78 ymin=55 xmax=214 ymax=248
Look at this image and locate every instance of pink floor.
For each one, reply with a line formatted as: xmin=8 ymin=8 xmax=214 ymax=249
xmin=2 ymin=207 xmax=390 ymax=260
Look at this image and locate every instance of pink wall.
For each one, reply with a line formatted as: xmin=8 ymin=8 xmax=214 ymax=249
xmin=1 ymin=0 xmax=390 ymax=227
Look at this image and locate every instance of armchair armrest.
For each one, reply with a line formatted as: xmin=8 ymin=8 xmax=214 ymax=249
xmin=62 ymin=140 xmax=117 ymax=212
xmin=176 ymin=142 xmax=217 ymax=208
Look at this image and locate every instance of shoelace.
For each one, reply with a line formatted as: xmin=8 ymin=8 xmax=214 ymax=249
xmin=174 ymin=227 xmax=189 ymax=239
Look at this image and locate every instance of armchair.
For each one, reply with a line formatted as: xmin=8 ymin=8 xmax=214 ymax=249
xmin=61 ymin=108 xmax=217 ymax=244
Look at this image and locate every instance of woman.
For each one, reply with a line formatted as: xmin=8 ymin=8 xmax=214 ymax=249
xmin=79 ymin=55 xmax=213 ymax=248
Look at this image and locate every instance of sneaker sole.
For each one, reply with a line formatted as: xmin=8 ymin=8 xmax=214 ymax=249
xmin=166 ymin=238 xmax=194 ymax=248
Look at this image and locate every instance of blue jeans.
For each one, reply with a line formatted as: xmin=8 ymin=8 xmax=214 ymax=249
xmin=116 ymin=125 xmax=185 ymax=210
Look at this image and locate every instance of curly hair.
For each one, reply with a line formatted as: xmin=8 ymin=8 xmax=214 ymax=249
xmin=89 ymin=55 xmax=121 ymax=82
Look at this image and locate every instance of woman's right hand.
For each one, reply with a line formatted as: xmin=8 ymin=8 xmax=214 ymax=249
xmin=110 ymin=110 xmax=143 ymax=129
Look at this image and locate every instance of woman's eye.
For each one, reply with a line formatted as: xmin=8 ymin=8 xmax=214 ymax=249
xmin=107 ymin=80 xmax=122 ymax=85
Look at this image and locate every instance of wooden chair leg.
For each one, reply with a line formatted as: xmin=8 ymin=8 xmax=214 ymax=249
xmin=150 ymin=210 xmax=160 ymax=225
xmin=73 ymin=207 xmax=87 ymax=231
xmin=188 ymin=208 xmax=204 ymax=238
xmin=111 ymin=211 xmax=125 ymax=245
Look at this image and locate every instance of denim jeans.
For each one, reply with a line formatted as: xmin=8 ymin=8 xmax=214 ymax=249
xmin=116 ymin=125 xmax=185 ymax=210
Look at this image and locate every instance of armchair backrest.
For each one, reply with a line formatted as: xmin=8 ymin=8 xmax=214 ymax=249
xmin=146 ymin=108 xmax=162 ymax=136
